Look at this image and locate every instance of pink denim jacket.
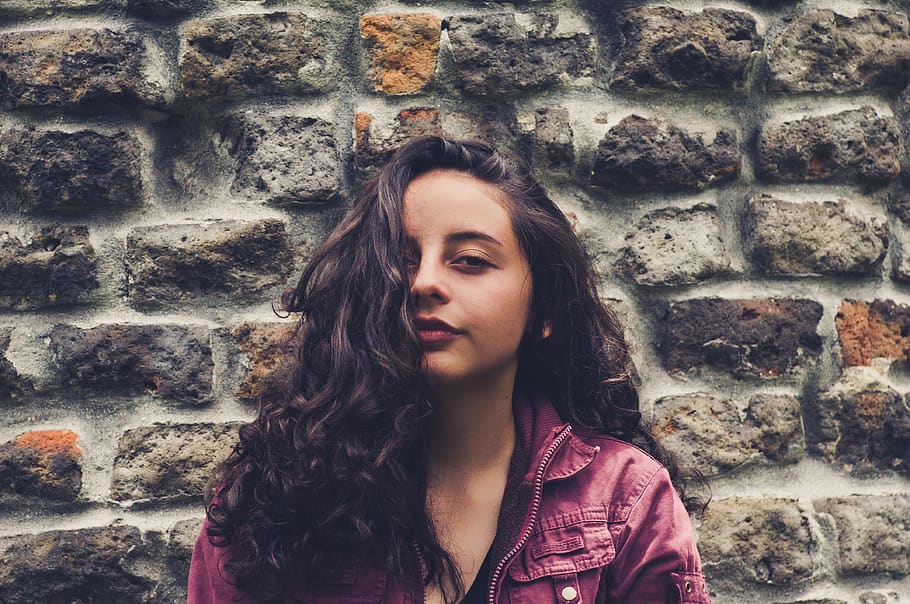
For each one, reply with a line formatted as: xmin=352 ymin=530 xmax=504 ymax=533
xmin=188 ymin=391 xmax=711 ymax=603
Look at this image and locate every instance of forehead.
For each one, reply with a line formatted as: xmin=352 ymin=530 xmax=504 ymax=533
xmin=402 ymin=170 xmax=514 ymax=237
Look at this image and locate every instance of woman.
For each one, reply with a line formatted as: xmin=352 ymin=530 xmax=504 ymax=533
xmin=188 ymin=136 xmax=711 ymax=603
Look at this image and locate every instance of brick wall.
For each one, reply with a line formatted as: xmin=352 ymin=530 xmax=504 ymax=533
xmin=1 ymin=1 xmax=909 ymax=602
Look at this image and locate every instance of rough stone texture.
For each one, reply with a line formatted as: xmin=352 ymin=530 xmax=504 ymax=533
xmin=215 ymin=113 xmax=342 ymax=204
xmin=0 ymin=329 xmax=34 ymax=405
xmin=767 ymin=9 xmax=910 ymax=93
xmin=166 ymin=517 xmax=203 ymax=595
xmin=836 ymin=299 xmax=910 ymax=366
xmin=518 ymin=106 xmax=574 ymax=175
xmin=110 ymin=422 xmax=241 ymax=501
xmin=0 ymin=430 xmax=82 ymax=501
xmin=0 ymin=129 xmax=143 ymax=214
xmin=48 ymin=323 xmax=214 ymax=405
xmin=590 ymin=116 xmax=740 ymax=191
xmin=891 ymin=226 xmax=910 ymax=282
xmin=757 ymin=108 xmax=902 ymax=185
xmin=808 ymin=369 xmax=910 ymax=475
xmin=0 ymin=0 xmax=122 ymax=18
xmin=611 ymin=7 xmax=762 ymax=91
xmin=126 ymin=220 xmax=294 ymax=309
xmin=699 ymin=498 xmax=817 ymax=586
xmin=745 ymin=196 xmax=889 ymax=276
xmin=664 ymin=298 xmax=823 ymax=378
xmin=0 ymin=524 xmax=154 ymax=603
xmin=622 ymin=203 xmax=731 ymax=286
xmin=815 ymin=494 xmax=910 ymax=576
xmin=446 ymin=13 xmax=595 ymax=96
xmin=652 ymin=393 xmax=804 ymax=476
xmin=181 ymin=12 xmax=336 ymax=101
xmin=0 ymin=226 xmax=98 ymax=310
xmin=0 ymin=28 xmax=164 ymax=110
xmin=127 ymin=0 xmax=202 ymax=17
xmin=354 ymin=106 xmax=518 ymax=173
xmin=232 ymin=322 xmax=296 ymax=402
xmin=360 ymin=13 xmax=441 ymax=94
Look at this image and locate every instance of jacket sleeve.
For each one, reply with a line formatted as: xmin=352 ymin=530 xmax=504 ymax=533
xmin=187 ymin=519 xmax=257 ymax=604
xmin=600 ymin=466 xmax=711 ymax=604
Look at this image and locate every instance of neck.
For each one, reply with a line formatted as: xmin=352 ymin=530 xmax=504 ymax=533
xmin=426 ymin=371 xmax=517 ymax=477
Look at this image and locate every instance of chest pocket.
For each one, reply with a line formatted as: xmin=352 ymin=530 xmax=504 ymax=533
xmin=507 ymin=508 xmax=615 ymax=604
xmin=288 ymin=566 xmax=388 ymax=604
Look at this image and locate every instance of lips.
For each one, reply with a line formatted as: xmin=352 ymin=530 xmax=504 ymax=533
xmin=414 ymin=316 xmax=460 ymax=333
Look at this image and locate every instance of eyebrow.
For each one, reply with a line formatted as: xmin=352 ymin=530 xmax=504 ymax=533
xmin=404 ymin=230 xmax=504 ymax=247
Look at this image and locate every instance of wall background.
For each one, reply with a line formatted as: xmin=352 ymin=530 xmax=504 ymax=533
xmin=0 ymin=0 xmax=909 ymax=601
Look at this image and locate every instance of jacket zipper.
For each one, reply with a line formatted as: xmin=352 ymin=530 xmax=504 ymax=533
xmin=486 ymin=424 xmax=573 ymax=604
xmin=413 ymin=540 xmax=427 ymax=604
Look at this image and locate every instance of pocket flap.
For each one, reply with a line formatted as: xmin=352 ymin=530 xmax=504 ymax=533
xmin=508 ymin=517 xmax=615 ymax=582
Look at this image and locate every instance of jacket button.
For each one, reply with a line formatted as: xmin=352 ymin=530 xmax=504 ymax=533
xmin=561 ymin=586 xmax=578 ymax=601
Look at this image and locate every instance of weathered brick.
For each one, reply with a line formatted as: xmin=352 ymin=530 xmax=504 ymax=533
xmin=126 ymin=220 xmax=293 ymax=309
xmin=808 ymin=369 xmax=910 ymax=475
xmin=699 ymin=498 xmax=818 ymax=586
xmin=892 ymin=226 xmax=910 ymax=282
xmin=360 ymin=13 xmax=441 ymax=94
xmin=835 ymin=299 xmax=910 ymax=366
xmin=815 ymin=494 xmax=910 ymax=576
xmin=446 ymin=13 xmax=594 ymax=96
xmin=127 ymin=0 xmax=195 ymax=17
xmin=518 ymin=106 xmax=574 ymax=175
xmin=0 ymin=28 xmax=164 ymax=110
xmin=611 ymin=7 xmax=762 ymax=91
xmin=111 ymin=422 xmax=240 ymax=501
xmin=745 ymin=196 xmax=888 ymax=276
xmin=664 ymin=298 xmax=823 ymax=378
xmin=167 ymin=518 xmax=203 ymax=579
xmin=232 ymin=321 xmax=296 ymax=402
xmin=215 ymin=113 xmax=342 ymax=204
xmin=0 ymin=328 xmax=34 ymax=404
xmin=758 ymin=108 xmax=902 ymax=184
xmin=0 ymin=430 xmax=81 ymax=501
xmin=0 ymin=525 xmax=154 ymax=603
xmin=48 ymin=323 xmax=214 ymax=405
xmin=0 ymin=226 xmax=98 ymax=310
xmin=767 ymin=9 xmax=910 ymax=93
xmin=622 ymin=203 xmax=731 ymax=286
xmin=354 ymin=106 xmax=518 ymax=173
xmin=0 ymin=0 xmax=122 ymax=18
xmin=0 ymin=129 xmax=143 ymax=214
xmin=181 ymin=12 xmax=336 ymax=101
xmin=652 ymin=393 xmax=803 ymax=476
xmin=590 ymin=116 xmax=740 ymax=191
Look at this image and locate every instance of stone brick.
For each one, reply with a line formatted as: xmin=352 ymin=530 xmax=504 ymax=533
xmin=446 ymin=13 xmax=594 ymax=96
xmin=611 ymin=7 xmax=762 ymax=91
xmin=0 ymin=430 xmax=81 ymax=501
xmin=127 ymin=0 xmax=197 ymax=17
xmin=815 ymin=494 xmax=910 ymax=576
xmin=126 ymin=220 xmax=293 ymax=309
xmin=215 ymin=113 xmax=342 ymax=204
xmin=48 ymin=323 xmax=214 ymax=405
xmin=808 ymin=369 xmax=910 ymax=475
xmin=836 ymin=299 xmax=910 ymax=366
xmin=0 ymin=226 xmax=98 ymax=310
xmin=180 ymin=12 xmax=336 ymax=101
xmin=360 ymin=13 xmax=441 ymax=94
xmin=0 ymin=328 xmax=34 ymax=404
xmin=353 ymin=106 xmax=518 ymax=173
xmin=767 ymin=9 xmax=910 ymax=93
xmin=745 ymin=196 xmax=888 ymax=276
xmin=518 ymin=106 xmax=574 ymax=175
xmin=232 ymin=321 xmax=296 ymax=402
xmin=111 ymin=422 xmax=241 ymax=501
xmin=699 ymin=498 xmax=817 ymax=586
xmin=167 ymin=517 xmax=203 ymax=580
xmin=590 ymin=116 xmax=740 ymax=191
xmin=0 ymin=129 xmax=143 ymax=214
xmin=892 ymin=226 xmax=910 ymax=282
xmin=0 ymin=525 xmax=154 ymax=603
xmin=664 ymin=298 xmax=823 ymax=378
xmin=622 ymin=203 xmax=731 ymax=286
xmin=652 ymin=393 xmax=803 ymax=476
xmin=0 ymin=0 xmax=122 ymax=18
xmin=757 ymin=108 xmax=902 ymax=185
xmin=0 ymin=28 xmax=164 ymax=110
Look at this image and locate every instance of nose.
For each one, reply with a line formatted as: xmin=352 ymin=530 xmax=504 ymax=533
xmin=409 ymin=258 xmax=449 ymax=306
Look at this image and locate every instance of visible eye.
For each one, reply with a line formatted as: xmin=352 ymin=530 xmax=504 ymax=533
xmin=454 ymin=254 xmax=491 ymax=268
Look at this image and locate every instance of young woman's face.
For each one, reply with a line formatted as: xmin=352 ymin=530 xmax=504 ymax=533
xmin=403 ymin=169 xmax=533 ymax=389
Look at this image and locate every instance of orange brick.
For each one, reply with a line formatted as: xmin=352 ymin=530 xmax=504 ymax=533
xmin=836 ymin=299 xmax=910 ymax=366
xmin=360 ymin=13 xmax=441 ymax=94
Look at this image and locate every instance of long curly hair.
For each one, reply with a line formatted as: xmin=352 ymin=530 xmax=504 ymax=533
xmin=205 ymin=136 xmax=703 ymax=603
